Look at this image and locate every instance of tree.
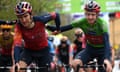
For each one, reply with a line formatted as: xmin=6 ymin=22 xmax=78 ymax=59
xmin=0 ymin=0 xmax=57 ymax=20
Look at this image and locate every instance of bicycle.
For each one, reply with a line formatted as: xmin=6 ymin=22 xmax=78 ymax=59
xmin=0 ymin=66 xmax=12 ymax=72
xmin=54 ymin=62 xmax=74 ymax=72
xmin=0 ymin=64 xmax=53 ymax=72
xmin=18 ymin=60 xmax=62 ymax=72
xmin=15 ymin=64 xmax=51 ymax=72
xmin=75 ymin=59 xmax=106 ymax=72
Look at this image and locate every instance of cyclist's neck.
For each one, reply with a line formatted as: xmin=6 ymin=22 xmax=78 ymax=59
xmin=27 ymin=21 xmax=35 ymax=29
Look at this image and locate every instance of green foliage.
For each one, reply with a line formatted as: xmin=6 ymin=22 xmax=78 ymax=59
xmin=0 ymin=0 xmax=57 ymax=20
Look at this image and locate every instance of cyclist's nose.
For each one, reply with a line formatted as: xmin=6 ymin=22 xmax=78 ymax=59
xmin=21 ymin=17 xmax=26 ymax=23
xmin=88 ymin=15 xmax=93 ymax=19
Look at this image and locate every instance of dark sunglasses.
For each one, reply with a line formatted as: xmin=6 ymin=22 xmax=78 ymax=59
xmin=61 ymin=41 xmax=67 ymax=44
xmin=2 ymin=29 xmax=10 ymax=32
xmin=75 ymin=33 xmax=83 ymax=38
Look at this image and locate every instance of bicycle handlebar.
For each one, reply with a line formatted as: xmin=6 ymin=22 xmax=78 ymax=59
xmin=0 ymin=63 xmax=51 ymax=71
xmin=76 ymin=64 xmax=105 ymax=72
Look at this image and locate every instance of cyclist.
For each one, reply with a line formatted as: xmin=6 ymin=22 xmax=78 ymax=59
xmin=52 ymin=1 xmax=112 ymax=72
xmin=12 ymin=1 xmax=60 ymax=72
xmin=71 ymin=28 xmax=86 ymax=58
xmin=55 ymin=36 xmax=73 ymax=71
xmin=0 ymin=24 xmax=14 ymax=72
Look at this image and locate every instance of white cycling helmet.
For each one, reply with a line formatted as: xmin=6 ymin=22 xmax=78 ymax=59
xmin=15 ymin=1 xmax=32 ymax=15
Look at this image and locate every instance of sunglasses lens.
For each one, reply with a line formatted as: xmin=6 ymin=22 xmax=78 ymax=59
xmin=61 ymin=41 xmax=67 ymax=44
xmin=2 ymin=29 xmax=10 ymax=32
xmin=75 ymin=33 xmax=82 ymax=38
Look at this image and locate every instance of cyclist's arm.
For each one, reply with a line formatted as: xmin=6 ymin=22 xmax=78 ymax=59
xmin=46 ymin=24 xmax=73 ymax=32
xmin=111 ymin=47 xmax=115 ymax=61
xmin=82 ymin=35 xmax=86 ymax=49
xmin=46 ymin=25 xmax=57 ymax=31
xmin=13 ymin=25 xmax=23 ymax=64
xmin=101 ymin=19 xmax=111 ymax=61
xmin=60 ymin=24 xmax=73 ymax=32
xmin=111 ymin=47 xmax=115 ymax=67
xmin=69 ymin=45 xmax=73 ymax=65
xmin=104 ymin=32 xmax=111 ymax=61
xmin=71 ymin=43 xmax=77 ymax=54
xmin=35 ymin=12 xmax=61 ymax=31
xmin=47 ymin=18 xmax=83 ymax=32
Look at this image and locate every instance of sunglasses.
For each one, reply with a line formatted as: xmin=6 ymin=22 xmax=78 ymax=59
xmin=75 ymin=33 xmax=83 ymax=38
xmin=2 ymin=29 xmax=10 ymax=32
xmin=61 ymin=41 xmax=67 ymax=44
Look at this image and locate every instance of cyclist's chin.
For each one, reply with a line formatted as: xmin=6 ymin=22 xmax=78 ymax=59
xmin=88 ymin=20 xmax=95 ymax=24
xmin=22 ymin=23 xmax=29 ymax=28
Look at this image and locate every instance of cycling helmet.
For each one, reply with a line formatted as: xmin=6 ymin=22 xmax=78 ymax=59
xmin=84 ymin=1 xmax=100 ymax=13
xmin=60 ymin=36 xmax=68 ymax=44
xmin=15 ymin=1 xmax=32 ymax=15
xmin=48 ymin=36 xmax=54 ymax=42
xmin=75 ymin=28 xmax=83 ymax=34
xmin=0 ymin=24 xmax=13 ymax=29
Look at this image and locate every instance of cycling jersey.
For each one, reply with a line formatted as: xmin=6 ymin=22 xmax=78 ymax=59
xmin=71 ymin=18 xmax=108 ymax=47
xmin=73 ymin=39 xmax=84 ymax=57
xmin=14 ymin=13 xmax=60 ymax=50
xmin=47 ymin=18 xmax=108 ymax=47
xmin=0 ymin=33 xmax=13 ymax=55
xmin=48 ymin=40 xmax=55 ymax=57
xmin=56 ymin=44 xmax=70 ymax=64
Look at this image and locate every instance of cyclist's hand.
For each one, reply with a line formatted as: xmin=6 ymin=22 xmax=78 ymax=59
xmin=10 ymin=65 xmax=15 ymax=72
xmin=104 ymin=59 xmax=112 ymax=72
xmin=111 ymin=58 xmax=115 ymax=67
xmin=72 ymin=59 xmax=85 ymax=72
xmin=50 ymin=62 xmax=56 ymax=70
xmin=10 ymin=63 xmax=19 ymax=72
xmin=52 ymin=30 xmax=60 ymax=35
xmin=13 ymin=63 xmax=20 ymax=72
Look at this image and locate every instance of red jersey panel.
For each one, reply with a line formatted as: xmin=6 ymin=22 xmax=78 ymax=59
xmin=14 ymin=22 xmax=48 ymax=50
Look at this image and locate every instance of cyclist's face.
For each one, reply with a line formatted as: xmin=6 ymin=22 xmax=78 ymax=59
xmin=85 ymin=11 xmax=98 ymax=24
xmin=61 ymin=41 xmax=67 ymax=47
xmin=2 ymin=29 xmax=11 ymax=37
xmin=75 ymin=33 xmax=83 ymax=42
xmin=17 ymin=13 xmax=32 ymax=28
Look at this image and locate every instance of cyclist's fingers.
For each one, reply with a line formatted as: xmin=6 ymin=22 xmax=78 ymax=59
xmin=10 ymin=65 xmax=15 ymax=72
xmin=72 ymin=59 xmax=81 ymax=66
xmin=18 ymin=61 xmax=27 ymax=71
xmin=50 ymin=62 xmax=56 ymax=70
xmin=52 ymin=30 xmax=60 ymax=35
xmin=15 ymin=63 xmax=20 ymax=71
xmin=106 ymin=64 xmax=112 ymax=72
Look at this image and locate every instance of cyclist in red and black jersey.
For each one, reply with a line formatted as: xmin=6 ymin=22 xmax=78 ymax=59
xmin=55 ymin=36 xmax=72 ymax=65
xmin=55 ymin=36 xmax=73 ymax=71
xmin=0 ymin=24 xmax=14 ymax=72
xmin=12 ymin=1 xmax=60 ymax=72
